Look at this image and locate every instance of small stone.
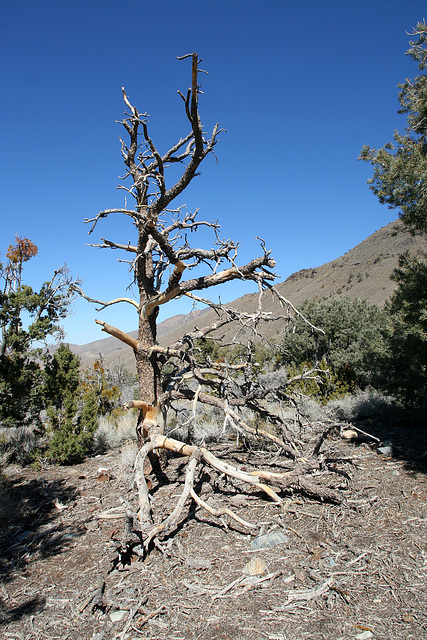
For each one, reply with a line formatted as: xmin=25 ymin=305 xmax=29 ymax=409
xmin=342 ymin=429 xmax=358 ymax=440
xmin=243 ymin=557 xmax=267 ymax=576
xmin=250 ymin=530 xmax=288 ymax=550
xmin=355 ymin=632 xmax=374 ymax=639
xmin=377 ymin=445 xmax=393 ymax=457
xmin=109 ymin=610 xmax=127 ymax=622
xmin=97 ymin=467 xmax=111 ymax=481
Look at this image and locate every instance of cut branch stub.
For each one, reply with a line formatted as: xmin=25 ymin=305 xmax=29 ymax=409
xmin=95 ymin=320 xmax=138 ymax=352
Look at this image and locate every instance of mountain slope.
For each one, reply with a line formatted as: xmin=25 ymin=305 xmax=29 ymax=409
xmin=70 ymin=220 xmax=427 ymax=371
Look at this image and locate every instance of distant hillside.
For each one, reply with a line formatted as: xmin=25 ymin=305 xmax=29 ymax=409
xmin=68 ymin=220 xmax=427 ymax=372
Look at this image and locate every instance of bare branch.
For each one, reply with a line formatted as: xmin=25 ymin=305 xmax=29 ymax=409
xmin=84 ymin=208 xmax=140 ymax=235
xmin=141 ymin=253 xmax=276 ymax=319
xmin=161 ymin=132 xmax=194 ymax=163
xmin=160 ymin=388 xmax=299 ymax=458
xmin=142 ymin=453 xmax=199 ymax=545
xmin=268 ymin=285 xmax=325 ymax=334
xmin=88 ymin=238 xmax=137 ymax=253
xmin=74 ymin=285 xmax=138 ymax=311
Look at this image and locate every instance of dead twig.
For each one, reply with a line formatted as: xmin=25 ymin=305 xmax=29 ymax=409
xmin=118 ymin=596 xmax=153 ymax=638
xmin=77 ymin=575 xmax=105 ymax=613
xmin=351 ymin=425 xmax=381 ymax=442
xmin=133 ymin=605 xmax=167 ymax=630
xmin=212 ymin=575 xmax=247 ymax=600
xmin=262 ymin=577 xmax=334 ymax=611
xmin=233 ymin=570 xmax=288 ymax=596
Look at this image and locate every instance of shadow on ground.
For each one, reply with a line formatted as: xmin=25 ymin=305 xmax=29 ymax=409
xmin=350 ymin=406 xmax=427 ymax=474
xmin=0 ymin=475 xmax=81 ymax=584
xmin=0 ymin=595 xmax=46 ymax=626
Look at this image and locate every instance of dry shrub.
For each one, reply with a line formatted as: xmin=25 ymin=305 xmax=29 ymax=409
xmin=165 ymin=405 xmax=228 ymax=444
xmin=93 ymin=411 xmax=137 ymax=452
xmin=325 ymin=389 xmax=396 ymax=421
xmin=293 ymin=389 xmax=396 ymax=426
xmin=119 ymin=441 xmax=139 ymax=483
xmin=0 ymin=426 xmax=43 ymax=465
xmin=293 ymin=396 xmax=327 ymax=424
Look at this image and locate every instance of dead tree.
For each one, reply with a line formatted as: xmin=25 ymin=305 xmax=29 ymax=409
xmin=80 ymin=54 xmax=340 ymax=552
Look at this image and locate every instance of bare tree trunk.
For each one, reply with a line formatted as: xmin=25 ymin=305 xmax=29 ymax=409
xmin=135 ymin=243 xmax=166 ymax=469
xmin=135 ymin=315 xmax=167 ymax=473
xmin=136 ymin=318 xmax=158 ymax=433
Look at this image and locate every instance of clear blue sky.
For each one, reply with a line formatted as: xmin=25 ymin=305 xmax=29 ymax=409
xmin=1 ymin=0 xmax=424 ymax=345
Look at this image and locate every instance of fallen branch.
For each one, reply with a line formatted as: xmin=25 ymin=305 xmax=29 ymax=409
xmin=189 ymin=488 xmax=257 ymax=530
xmin=77 ymin=575 xmax=105 ymax=613
xmin=350 ymin=425 xmax=381 ymax=442
xmin=134 ymin=439 xmax=159 ymax=525
xmin=142 ymin=453 xmax=199 ymax=548
xmin=279 ymin=577 xmax=334 ymax=610
xmin=139 ymin=434 xmax=284 ymax=507
xmin=97 ymin=506 xmax=127 ymax=519
xmin=128 ymin=433 xmax=342 ymax=557
xmin=212 ymin=575 xmax=246 ymax=600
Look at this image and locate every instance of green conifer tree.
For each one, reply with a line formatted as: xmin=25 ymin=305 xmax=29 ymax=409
xmin=0 ymin=237 xmax=77 ymax=428
xmin=281 ymin=297 xmax=388 ymax=394
xmin=360 ymin=21 xmax=427 ymax=234
xmin=360 ymin=21 xmax=427 ymax=407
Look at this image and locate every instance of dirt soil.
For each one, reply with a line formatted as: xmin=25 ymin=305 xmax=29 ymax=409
xmin=1 ymin=422 xmax=426 ymax=640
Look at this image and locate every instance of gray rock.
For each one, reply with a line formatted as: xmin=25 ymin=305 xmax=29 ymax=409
xmin=109 ymin=610 xmax=127 ymax=622
xmin=250 ymin=530 xmax=288 ymax=550
xmin=377 ymin=445 xmax=393 ymax=456
xmin=355 ymin=631 xmax=374 ymax=640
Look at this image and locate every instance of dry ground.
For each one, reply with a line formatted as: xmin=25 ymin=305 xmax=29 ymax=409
xmin=0 ymin=421 xmax=426 ymax=640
